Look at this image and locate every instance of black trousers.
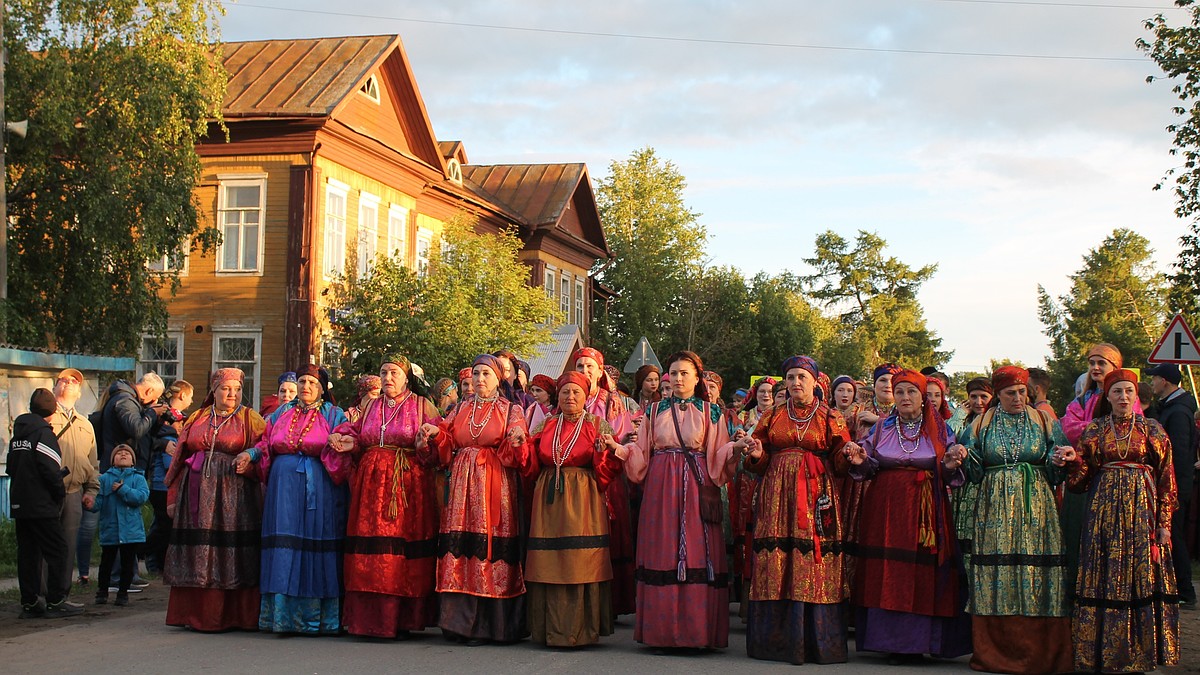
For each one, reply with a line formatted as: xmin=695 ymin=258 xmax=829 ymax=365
xmin=15 ymin=517 xmax=69 ymax=606
xmin=98 ymin=543 xmax=139 ymax=595
xmin=144 ymin=490 xmax=172 ymax=572
xmin=1172 ymin=497 xmax=1195 ymax=603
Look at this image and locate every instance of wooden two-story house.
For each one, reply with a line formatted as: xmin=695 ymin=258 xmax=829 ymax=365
xmin=143 ymin=35 xmax=611 ymax=405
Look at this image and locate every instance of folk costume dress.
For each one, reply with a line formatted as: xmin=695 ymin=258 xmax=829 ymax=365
xmin=849 ymin=412 xmax=972 ymax=658
xmin=525 ymin=410 xmax=624 ymax=646
xmin=952 ymin=411 xmax=984 ymax=581
xmin=255 ymin=400 xmax=349 ymax=634
xmin=624 ymin=395 xmax=737 ymax=649
xmin=743 ymin=398 xmax=852 ymax=665
xmin=164 ymin=403 xmax=267 ymax=631
xmin=961 ymin=405 xmax=1073 ymax=673
xmin=583 ymin=387 xmax=637 ymax=616
xmin=1068 ymin=413 xmax=1180 ymax=673
xmin=730 ymin=405 xmax=764 ymax=612
xmin=1060 ymin=387 xmax=1102 ymax=598
xmin=431 ymin=394 xmax=531 ymax=642
xmin=328 ymin=392 xmax=442 ymax=637
xmin=839 ymin=396 xmax=887 ymax=598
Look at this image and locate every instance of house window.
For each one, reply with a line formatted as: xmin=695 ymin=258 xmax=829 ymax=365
xmin=575 ymin=279 xmax=585 ymax=326
xmin=217 ymin=179 xmax=265 ymax=273
xmin=357 ymin=193 xmax=380 ymax=278
xmin=543 ymin=268 xmax=556 ymax=300
xmin=560 ymin=272 xmax=571 ymax=318
xmin=138 ymin=333 xmax=183 ymax=388
xmin=387 ymin=205 xmax=408 ymax=263
xmin=321 ymin=338 xmax=343 ymax=380
xmin=359 ymin=75 xmax=380 ymax=103
xmin=416 ymin=227 xmax=433 ymax=277
xmin=148 ymin=241 xmax=189 ymax=275
xmin=212 ymin=330 xmax=261 ymax=408
xmin=324 ymin=181 xmax=348 ymax=279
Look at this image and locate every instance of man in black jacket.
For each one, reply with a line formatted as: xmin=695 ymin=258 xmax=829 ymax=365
xmin=1147 ymin=362 xmax=1198 ymax=608
xmin=97 ymin=372 xmax=165 ymax=472
xmin=7 ymin=389 xmax=84 ymax=618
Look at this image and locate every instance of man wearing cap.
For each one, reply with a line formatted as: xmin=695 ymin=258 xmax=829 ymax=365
xmin=1147 ymin=362 xmax=1198 ymax=608
xmin=47 ymin=369 xmax=99 ymax=595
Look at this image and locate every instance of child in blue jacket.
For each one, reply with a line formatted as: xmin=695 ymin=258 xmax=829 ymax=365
xmin=91 ymin=444 xmax=149 ymax=606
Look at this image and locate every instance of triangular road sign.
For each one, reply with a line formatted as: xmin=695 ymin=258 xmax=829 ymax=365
xmin=623 ymin=336 xmax=661 ymax=373
xmin=1148 ymin=314 xmax=1200 ymax=364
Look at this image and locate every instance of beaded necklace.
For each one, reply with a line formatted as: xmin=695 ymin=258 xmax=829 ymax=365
xmin=995 ymin=409 xmax=1028 ymax=469
xmin=379 ymin=391 xmax=411 ymax=440
xmin=786 ymin=398 xmax=819 ymax=444
xmin=285 ymin=402 xmax=322 ymax=452
xmin=469 ymin=395 xmax=500 ymax=441
xmin=1109 ymin=415 xmax=1136 ymax=461
xmin=896 ymin=414 xmax=922 ymax=454
xmin=204 ymin=404 xmax=241 ymax=477
xmin=552 ymin=412 xmax=587 ymax=483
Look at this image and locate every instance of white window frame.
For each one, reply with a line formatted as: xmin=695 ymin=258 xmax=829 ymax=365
xmin=543 ymin=266 xmax=556 ymax=300
xmin=359 ymin=74 xmax=381 ymax=104
xmin=148 ymin=239 xmax=190 ymax=276
xmin=211 ymin=328 xmax=262 ymax=408
xmin=416 ymin=227 xmax=433 ymax=278
xmin=387 ymin=204 xmax=409 ymax=264
xmin=357 ymin=192 xmax=380 ymax=278
xmin=215 ymin=176 xmax=266 ymax=275
xmin=560 ymin=271 xmax=571 ymax=318
xmin=323 ymin=179 xmax=349 ymax=280
xmin=137 ymin=332 xmax=184 ymax=388
xmin=575 ymin=278 xmax=585 ymax=326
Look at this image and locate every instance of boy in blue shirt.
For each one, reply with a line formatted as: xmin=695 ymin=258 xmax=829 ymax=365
xmin=91 ymin=444 xmax=149 ymax=606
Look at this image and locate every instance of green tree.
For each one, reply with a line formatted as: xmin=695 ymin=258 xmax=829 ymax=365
xmin=802 ymin=230 xmax=951 ymax=376
xmin=1037 ymin=228 xmax=1169 ymax=406
xmin=591 ymin=147 xmax=707 ymax=363
xmin=1139 ymin=1 xmax=1200 ymax=317
xmin=4 ymin=0 xmax=227 ymax=352
xmin=331 ymin=215 xmax=560 ymax=381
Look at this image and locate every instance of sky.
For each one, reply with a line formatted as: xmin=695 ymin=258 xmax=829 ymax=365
xmin=221 ymin=0 xmax=1191 ymax=374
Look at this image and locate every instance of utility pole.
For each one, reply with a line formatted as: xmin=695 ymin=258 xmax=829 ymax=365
xmin=1 ymin=0 xmax=7 ymax=342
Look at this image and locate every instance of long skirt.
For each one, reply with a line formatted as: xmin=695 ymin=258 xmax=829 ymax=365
xmin=165 ymin=451 xmax=262 ymax=632
xmin=731 ymin=469 xmax=759 ymax=603
xmin=969 ymin=465 xmax=1072 ymax=673
xmin=1074 ymin=465 xmax=1180 ymax=673
xmin=258 ymin=453 xmax=346 ymax=634
xmin=436 ymin=447 xmax=526 ymax=642
xmin=605 ymin=476 xmax=637 ymax=615
xmin=951 ymin=480 xmax=980 ymax=586
xmin=634 ymin=450 xmax=729 ymax=649
xmin=342 ymin=446 xmax=439 ymax=637
xmin=853 ymin=469 xmax=971 ymax=658
xmin=1060 ymin=489 xmax=1089 ymax=600
xmin=836 ymin=474 xmax=868 ymax=598
xmin=526 ymin=467 xmax=614 ymax=646
xmin=747 ymin=449 xmax=847 ymax=664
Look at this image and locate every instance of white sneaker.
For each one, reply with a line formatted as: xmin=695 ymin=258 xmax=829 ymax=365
xmin=107 ymin=587 xmax=142 ymax=594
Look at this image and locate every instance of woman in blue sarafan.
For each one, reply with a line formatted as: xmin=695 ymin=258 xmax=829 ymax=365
xmin=244 ymin=364 xmax=348 ymax=634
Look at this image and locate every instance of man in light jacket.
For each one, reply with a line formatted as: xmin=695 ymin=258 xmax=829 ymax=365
xmin=47 ymin=368 xmax=99 ymax=594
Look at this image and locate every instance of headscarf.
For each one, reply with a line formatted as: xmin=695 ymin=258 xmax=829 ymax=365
xmin=891 ymin=369 xmax=947 ymax=456
xmin=924 ymin=375 xmax=953 ymax=420
xmin=991 ymin=365 xmax=1029 ymax=395
xmin=296 ymin=364 xmax=336 ymax=405
xmin=556 ymin=371 xmax=590 ymax=395
xmin=634 ymin=364 xmax=662 ymax=404
xmin=873 ymin=363 xmax=903 ymax=382
xmin=702 ymin=370 xmax=724 ymax=392
xmin=352 ymin=374 xmax=382 ymax=408
xmin=782 ymin=355 xmax=820 ymax=380
xmin=831 ymin=375 xmax=856 ymax=397
xmin=531 ymin=374 xmax=557 ymax=401
xmin=1086 ymin=343 xmax=1123 ymax=369
xmin=573 ymin=347 xmax=604 ymax=368
xmin=816 ymin=371 xmax=831 ymax=403
xmin=203 ymin=367 xmax=245 ymax=408
xmin=458 ymin=367 xmax=472 ymax=384
xmin=382 ymin=354 xmax=411 ymax=375
xmin=966 ymin=377 xmax=994 ymax=395
xmin=742 ymin=376 xmax=778 ymax=414
xmin=517 ymin=360 xmax=531 ymax=381
xmin=431 ymin=377 xmax=457 ymax=401
xmin=1094 ymin=368 xmax=1140 ymax=419
xmin=472 ymin=354 xmax=505 ymax=381
xmin=277 ymin=371 xmax=298 ymax=385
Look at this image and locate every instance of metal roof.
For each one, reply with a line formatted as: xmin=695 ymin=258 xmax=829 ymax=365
xmin=220 ymin=35 xmax=398 ymax=118
xmin=462 ymin=164 xmax=586 ymax=228
xmin=523 ymin=324 xmax=583 ymax=379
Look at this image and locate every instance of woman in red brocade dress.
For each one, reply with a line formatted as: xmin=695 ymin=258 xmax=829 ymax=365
xmin=164 ymin=368 xmax=266 ymax=632
xmin=732 ymin=376 xmax=777 ymax=614
xmin=327 ymin=355 xmax=441 ymax=638
xmin=423 ymin=354 xmax=531 ymax=644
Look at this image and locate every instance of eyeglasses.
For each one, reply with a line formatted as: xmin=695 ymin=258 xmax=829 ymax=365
xmin=57 ymin=376 xmax=80 ymax=385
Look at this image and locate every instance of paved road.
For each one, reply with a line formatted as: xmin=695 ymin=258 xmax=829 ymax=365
xmin=3 ymin=607 xmax=973 ymax=674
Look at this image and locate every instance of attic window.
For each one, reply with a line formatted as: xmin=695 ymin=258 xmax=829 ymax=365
xmin=359 ymin=75 xmax=380 ymax=103
xmin=446 ymin=158 xmax=463 ymax=185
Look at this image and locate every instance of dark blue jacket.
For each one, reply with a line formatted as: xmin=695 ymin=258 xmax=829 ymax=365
xmin=6 ymin=413 xmax=66 ymax=519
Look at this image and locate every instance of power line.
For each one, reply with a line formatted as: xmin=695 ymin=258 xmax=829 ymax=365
xmin=230 ymin=2 xmax=1149 ymax=62
xmin=933 ymin=0 xmax=1180 ymax=9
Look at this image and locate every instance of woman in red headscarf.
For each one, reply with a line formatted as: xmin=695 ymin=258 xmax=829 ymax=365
xmin=574 ymin=346 xmax=637 ymax=616
xmin=422 ymin=354 xmax=531 ymax=644
xmin=524 ymin=372 xmax=626 ymax=647
xmin=164 ymin=368 xmax=267 ymax=631
xmin=1060 ymin=369 xmax=1179 ymax=673
xmin=623 ymin=350 xmax=753 ymax=649
xmin=843 ymin=370 xmax=972 ymax=663
xmin=635 ymin=364 xmax=662 ymax=412
xmin=743 ymin=355 xmax=851 ymax=664
xmin=525 ymin=373 xmax=557 ymax=431
xmin=327 ymin=355 xmax=442 ymax=639
xmin=344 ymin=375 xmax=382 ymax=424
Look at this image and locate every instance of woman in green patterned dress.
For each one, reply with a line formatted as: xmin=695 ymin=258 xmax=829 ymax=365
xmin=960 ymin=366 xmax=1073 ymax=674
